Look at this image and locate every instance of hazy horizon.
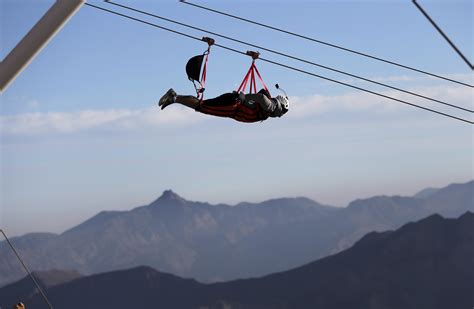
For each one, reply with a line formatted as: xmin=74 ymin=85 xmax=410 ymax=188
xmin=2 ymin=178 xmax=473 ymax=237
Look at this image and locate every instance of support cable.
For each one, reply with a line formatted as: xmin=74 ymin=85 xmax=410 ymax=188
xmin=412 ymin=0 xmax=473 ymax=70
xmin=179 ymin=0 xmax=473 ymax=88
xmin=105 ymin=0 xmax=473 ymax=113
xmin=84 ymin=3 xmax=473 ymax=125
xmin=0 ymin=229 xmax=53 ymax=309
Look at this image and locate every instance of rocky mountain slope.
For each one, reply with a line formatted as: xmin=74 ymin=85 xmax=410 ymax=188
xmin=14 ymin=212 xmax=473 ymax=309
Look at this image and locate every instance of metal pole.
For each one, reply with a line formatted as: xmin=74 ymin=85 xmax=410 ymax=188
xmin=0 ymin=0 xmax=85 ymax=92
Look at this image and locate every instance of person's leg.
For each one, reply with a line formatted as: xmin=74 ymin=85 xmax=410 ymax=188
xmin=159 ymin=88 xmax=200 ymax=110
xmin=171 ymin=95 xmax=200 ymax=109
xmin=160 ymin=90 xmax=237 ymax=110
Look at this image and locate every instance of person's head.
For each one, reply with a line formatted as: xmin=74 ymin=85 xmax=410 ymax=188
xmin=275 ymin=95 xmax=289 ymax=115
xmin=13 ymin=303 xmax=25 ymax=309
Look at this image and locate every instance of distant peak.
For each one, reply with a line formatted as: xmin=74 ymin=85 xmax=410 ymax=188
xmin=160 ymin=190 xmax=183 ymax=200
xmin=151 ymin=190 xmax=187 ymax=206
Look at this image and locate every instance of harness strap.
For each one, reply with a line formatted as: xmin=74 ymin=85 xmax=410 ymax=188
xmin=197 ymin=50 xmax=210 ymax=100
xmin=196 ymin=37 xmax=215 ymax=100
xmin=250 ymin=63 xmax=256 ymax=93
xmin=237 ymin=64 xmax=253 ymax=93
xmin=253 ymin=64 xmax=270 ymax=95
xmin=236 ymin=60 xmax=271 ymax=96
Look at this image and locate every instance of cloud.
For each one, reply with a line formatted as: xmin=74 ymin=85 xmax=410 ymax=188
xmin=287 ymin=84 xmax=473 ymax=119
xmin=1 ymin=83 xmax=472 ymax=136
xmin=0 ymin=106 xmax=206 ymax=136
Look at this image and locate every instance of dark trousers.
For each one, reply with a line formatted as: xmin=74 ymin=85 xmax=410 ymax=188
xmin=202 ymin=92 xmax=239 ymax=106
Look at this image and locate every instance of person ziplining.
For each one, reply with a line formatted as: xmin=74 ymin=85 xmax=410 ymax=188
xmin=158 ymin=37 xmax=289 ymax=123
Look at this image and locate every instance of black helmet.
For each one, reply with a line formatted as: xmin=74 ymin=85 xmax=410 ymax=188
xmin=185 ymin=54 xmax=205 ymax=82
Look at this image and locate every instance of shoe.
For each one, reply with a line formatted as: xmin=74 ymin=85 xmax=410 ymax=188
xmin=159 ymin=88 xmax=177 ymax=109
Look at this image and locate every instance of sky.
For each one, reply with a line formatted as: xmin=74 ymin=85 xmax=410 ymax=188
xmin=1 ymin=0 xmax=473 ymax=236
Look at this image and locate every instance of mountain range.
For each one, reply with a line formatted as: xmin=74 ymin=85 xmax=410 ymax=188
xmin=0 ymin=269 xmax=81 ymax=309
xmin=6 ymin=212 xmax=473 ymax=309
xmin=1 ymin=180 xmax=472 ymax=287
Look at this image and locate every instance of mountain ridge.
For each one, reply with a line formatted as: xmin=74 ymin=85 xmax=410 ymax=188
xmin=1 ymin=180 xmax=472 ymax=287
xmin=12 ymin=212 xmax=473 ymax=309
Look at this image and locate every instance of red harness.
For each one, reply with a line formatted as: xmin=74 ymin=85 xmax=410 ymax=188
xmin=198 ymin=52 xmax=271 ymax=123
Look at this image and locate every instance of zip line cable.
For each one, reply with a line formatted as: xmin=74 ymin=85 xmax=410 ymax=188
xmin=104 ymin=0 xmax=473 ymax=114
xmin=258 ymin=57 xmax=472 ymax=125
xmin=412 ymin=0 xmax=473 ymax=70
xmin=84 ymin=3 xmax=473 ymax=125
xmin=179 ymin=0 xmax=473 ymax=88
xmin=0 ymin=229 xmax=53 ymax=309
